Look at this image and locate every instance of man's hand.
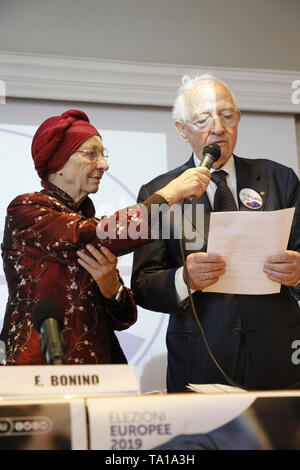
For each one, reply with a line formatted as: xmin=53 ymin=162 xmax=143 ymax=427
xmin=185 ymin=252 xmax=226 ymax=290
xmin=263 ymin=250 xmax=300 ymax=286
xmin=77 ymin=244 xmax=120 ymax=298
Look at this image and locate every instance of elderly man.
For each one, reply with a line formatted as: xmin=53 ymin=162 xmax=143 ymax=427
xmin=131 ymin=74 xmax=300 ymax=392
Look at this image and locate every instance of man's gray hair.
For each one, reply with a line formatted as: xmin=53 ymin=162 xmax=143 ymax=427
xmin=172 ymin=72 xmax=238 ymax=122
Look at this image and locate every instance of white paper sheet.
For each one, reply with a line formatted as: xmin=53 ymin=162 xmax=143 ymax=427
xmin=204 ymin=208 xmax=295 ymax=295
xmin=187 ymin=383 xmax=248 ymax=393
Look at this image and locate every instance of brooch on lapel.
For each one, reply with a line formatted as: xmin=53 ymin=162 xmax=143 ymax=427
xmin=239 ymin=188 xmax=263 ymax=209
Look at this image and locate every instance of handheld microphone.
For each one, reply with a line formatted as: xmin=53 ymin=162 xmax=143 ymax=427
xmin=199 ymin=143 xmax=221 ymax=169
xmin=32 ymin=299 xmax=66 ymax=365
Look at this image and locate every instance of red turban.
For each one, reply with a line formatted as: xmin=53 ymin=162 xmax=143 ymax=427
xmin=31 ymin=109 xmax=101 ymax=178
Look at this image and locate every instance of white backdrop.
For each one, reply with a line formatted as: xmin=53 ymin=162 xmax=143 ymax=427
xmin=0 ymin=102 xmax=299 ymax=392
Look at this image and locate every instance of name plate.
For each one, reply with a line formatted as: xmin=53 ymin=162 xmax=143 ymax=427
xmin=0 ymin=364 xmax=140 ymax=397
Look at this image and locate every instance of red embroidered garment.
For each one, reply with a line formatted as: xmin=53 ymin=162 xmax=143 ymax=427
xmin=0 ymin=180 xmax=153 ymax=365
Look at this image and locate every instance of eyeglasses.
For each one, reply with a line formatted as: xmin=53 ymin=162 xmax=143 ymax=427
xmin=182 ymin=110 xmax=239 ymax=132
xmin=76 ymin=148 xmax=109 ymax=162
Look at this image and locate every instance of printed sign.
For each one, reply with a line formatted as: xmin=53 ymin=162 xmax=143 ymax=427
xmin=0 ymin=364 xmax=140 ymax=397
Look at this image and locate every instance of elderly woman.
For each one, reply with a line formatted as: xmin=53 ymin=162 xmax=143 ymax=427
xmin=1 ymin=109 xmax=210 ymax=366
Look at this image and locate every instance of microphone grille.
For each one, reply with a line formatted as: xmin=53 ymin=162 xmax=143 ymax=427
xmin=32 ymin=299 xmax=64 ymax=332
xmin=203 ymin=143 xmax=221 ymax=161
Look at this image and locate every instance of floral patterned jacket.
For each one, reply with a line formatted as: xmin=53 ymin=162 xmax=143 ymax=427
xmin=0 ymin=180 xmax=154 ymax=365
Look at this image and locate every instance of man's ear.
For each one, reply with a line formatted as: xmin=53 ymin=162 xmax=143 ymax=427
xmin=174 ymin=121 xmax=189 ymax=142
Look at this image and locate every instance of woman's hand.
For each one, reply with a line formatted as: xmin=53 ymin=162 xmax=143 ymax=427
xmin=156 ymin=167 xmax=211 ymax=205
xmin=77 ymin=244 xmax=120 ymax=298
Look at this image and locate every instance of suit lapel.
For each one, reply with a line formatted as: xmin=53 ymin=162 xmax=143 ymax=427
xmin=183 ymin=154 xmax=196 ymax=171
xmin=234 ymin=155 xmax=269 ymax=211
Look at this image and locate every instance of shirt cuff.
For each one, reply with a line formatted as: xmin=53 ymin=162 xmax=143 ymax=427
xmin=175 ymin=266 xmax=196 ymax=302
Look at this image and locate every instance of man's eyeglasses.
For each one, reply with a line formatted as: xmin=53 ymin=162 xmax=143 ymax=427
xmin=76 ymin=148 xmax=109 ymax=162
xmin=182 ymin=110 xmax=239 ymax=132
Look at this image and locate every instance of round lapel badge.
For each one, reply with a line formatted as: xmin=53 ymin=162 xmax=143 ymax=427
xmin=239 ymin=188 xmax=263 ymax=209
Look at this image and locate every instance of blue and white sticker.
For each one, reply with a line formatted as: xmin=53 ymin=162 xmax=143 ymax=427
xmin=239 ymin=188 xmax=263 ymax=209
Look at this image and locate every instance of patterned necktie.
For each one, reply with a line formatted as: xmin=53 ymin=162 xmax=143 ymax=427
xmin=211 ymin=170 xmax=238 ymax=211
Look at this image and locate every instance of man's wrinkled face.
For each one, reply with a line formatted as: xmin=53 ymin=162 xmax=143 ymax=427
xmin=175 ymin=81 xmax=241 ymax=169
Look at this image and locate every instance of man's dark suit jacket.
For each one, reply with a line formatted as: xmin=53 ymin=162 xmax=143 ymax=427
xmin=131 ymin=155 xmax=300 ymax=392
